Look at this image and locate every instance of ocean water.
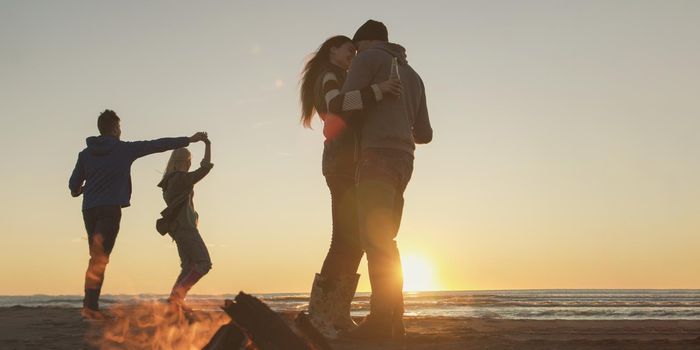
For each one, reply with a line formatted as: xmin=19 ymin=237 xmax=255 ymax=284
xmin=2 ymin=290 xmax=699 ymax=320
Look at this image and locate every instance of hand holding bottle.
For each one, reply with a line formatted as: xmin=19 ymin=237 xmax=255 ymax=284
xmin=378 ymin=78 xmax=402 ymax=97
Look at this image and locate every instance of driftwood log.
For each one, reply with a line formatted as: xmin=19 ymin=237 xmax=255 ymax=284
xmin=294 ymin=311 xmax=333 ymax=350
xmin=202 ymin=320 xmax=247 ymax=350
xmin=203 ymin=292 xmax=332 ymax=350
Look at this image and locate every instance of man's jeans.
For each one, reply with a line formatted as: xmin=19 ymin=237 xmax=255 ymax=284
xmin=356 ymin=148 xmax=413 ymax=317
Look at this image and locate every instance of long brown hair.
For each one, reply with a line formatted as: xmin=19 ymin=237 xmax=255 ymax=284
xmin=299 ymin=35 xmax=352 ymax=128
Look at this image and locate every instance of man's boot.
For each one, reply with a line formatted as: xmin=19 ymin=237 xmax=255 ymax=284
xmin=392 ymin=299 xmax=406 ymax=340
xmin=393 ymin=254 xmax=406 ymax=340
xmin=340 ymin=276 xmax=394 ymax=340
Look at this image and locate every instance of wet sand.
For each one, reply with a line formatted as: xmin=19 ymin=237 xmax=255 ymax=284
xmin=1 ymin=306 xmax=700 ymax=349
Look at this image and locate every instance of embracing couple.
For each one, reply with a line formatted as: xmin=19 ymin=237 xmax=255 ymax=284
xmin=299 ymin=20 xmax=433 ymax=340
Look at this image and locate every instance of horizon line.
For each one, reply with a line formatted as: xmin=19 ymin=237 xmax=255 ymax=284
xmin=3 ymin=288 xmax=700 ymax=297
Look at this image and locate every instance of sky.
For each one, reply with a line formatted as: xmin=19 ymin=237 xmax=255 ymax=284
xmin=1 ymin=0 xmax=699 ymax=295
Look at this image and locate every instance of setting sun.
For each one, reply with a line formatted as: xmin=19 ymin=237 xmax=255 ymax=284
xmin=401 ymin=254 xmax=438 ymax=292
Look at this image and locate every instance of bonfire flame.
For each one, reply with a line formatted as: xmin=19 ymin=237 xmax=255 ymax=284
xmin=90 ymin=301 xmax=231 ymax=350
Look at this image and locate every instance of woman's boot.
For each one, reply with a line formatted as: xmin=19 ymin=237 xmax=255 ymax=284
xmin=330 ymin=273 xmax=360 ymax=332
xmin=308 ymin=273 xmax=335 ymax=336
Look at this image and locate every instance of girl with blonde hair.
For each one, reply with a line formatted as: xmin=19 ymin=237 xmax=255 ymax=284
xmin=157 ymin=133 xmax=213 ymax=312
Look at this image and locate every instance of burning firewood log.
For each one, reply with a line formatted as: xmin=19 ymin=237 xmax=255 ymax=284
xmin=204 ymin=292 xmax=332 ymax=350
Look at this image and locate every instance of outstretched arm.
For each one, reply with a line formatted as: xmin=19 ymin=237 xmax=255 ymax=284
xmin=127 ymin=132 xmax=207 ymax=160
xmin=202 ymin=136 xmax=211 ymax=165
xmin=185 ymin=136 xmax=213 ymax=185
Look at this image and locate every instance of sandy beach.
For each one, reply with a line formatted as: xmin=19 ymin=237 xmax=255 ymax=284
xmin=1 ymin=306 xmax=700 ymax=350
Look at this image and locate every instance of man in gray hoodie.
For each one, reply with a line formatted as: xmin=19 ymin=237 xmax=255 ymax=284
xmin=340 ymin=20 xmax=432 ymax=340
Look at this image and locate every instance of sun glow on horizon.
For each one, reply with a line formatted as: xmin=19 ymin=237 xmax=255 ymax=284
xmin=401 ymin=254 xmax=439 ymax=292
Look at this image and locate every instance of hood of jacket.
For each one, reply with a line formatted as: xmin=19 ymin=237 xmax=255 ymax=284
xmin=371 ymin=42 xmax=408 ymax=64
xmin=85 ymin=135 xmax=119 ymax=156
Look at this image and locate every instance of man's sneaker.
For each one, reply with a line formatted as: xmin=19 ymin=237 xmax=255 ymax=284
xmin=80 ymin=307 xmax=112 ymax=321
xmin=166 ymin=297 xmax=195 ymax=321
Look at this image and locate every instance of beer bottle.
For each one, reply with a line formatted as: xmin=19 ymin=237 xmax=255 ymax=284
xmin=390 ymin=57 xmax=401 ymax=80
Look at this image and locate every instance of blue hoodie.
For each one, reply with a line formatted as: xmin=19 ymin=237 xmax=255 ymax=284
xmin=69 ymin=135 xmax=190 ymax=211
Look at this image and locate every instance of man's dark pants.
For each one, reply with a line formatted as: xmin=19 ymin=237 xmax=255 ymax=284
xmin=82 ymin=205 xmax=121 ymax=310
xmin=356 ymin=148 xmax=413 ymax=319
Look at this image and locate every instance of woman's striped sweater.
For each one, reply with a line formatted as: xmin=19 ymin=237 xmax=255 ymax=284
xmin=317 ymin=69 xmax=383 ymax=141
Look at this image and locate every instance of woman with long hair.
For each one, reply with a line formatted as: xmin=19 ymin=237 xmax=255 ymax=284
xmin=157 ymin=134 xmax=214 ymax=313
xmin=299 ymin=35 xmax=400 ymax=337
